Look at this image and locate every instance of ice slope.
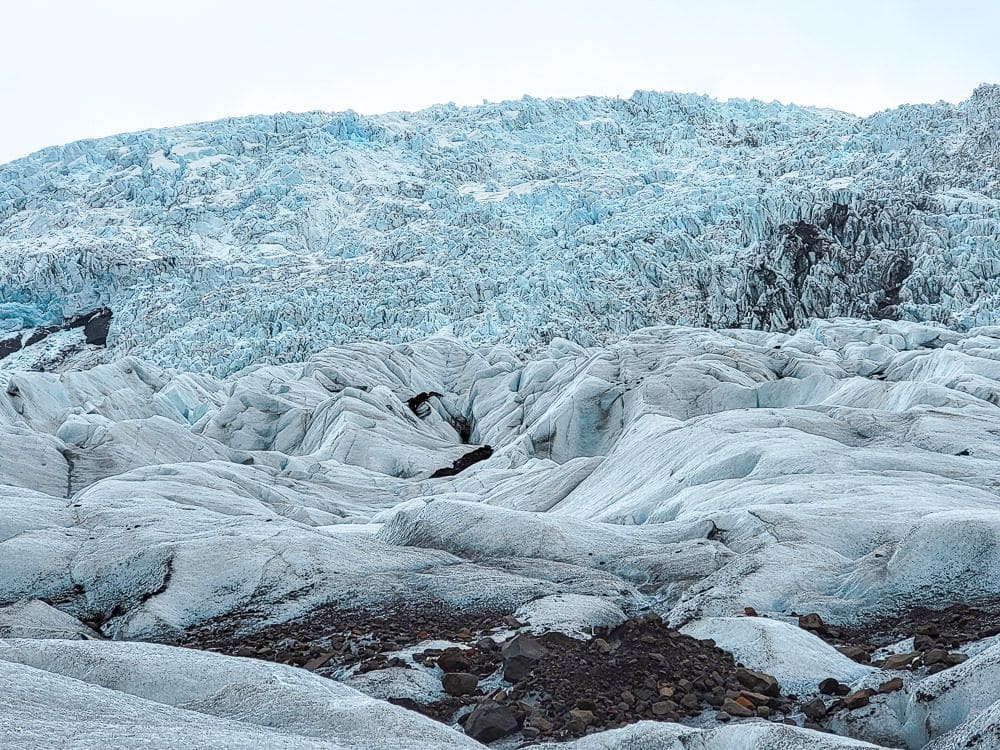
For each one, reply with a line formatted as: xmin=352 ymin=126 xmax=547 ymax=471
xmin=0 ymin=639 xmax=481 ymax=749
xmin=2 ymin=319 xmax=1000 ymax=747
xmin=2 ymin=87 xmax=999 ymax=374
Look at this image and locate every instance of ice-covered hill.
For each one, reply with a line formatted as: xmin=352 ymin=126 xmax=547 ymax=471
xmin=2 ymin=87 xmax=999 ymax=373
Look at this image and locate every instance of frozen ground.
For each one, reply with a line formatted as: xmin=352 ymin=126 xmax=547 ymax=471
xmin=1 ymin=87 xmax=999 ymax=373
xmin=1 ymin=318 xmax=999 ymax=747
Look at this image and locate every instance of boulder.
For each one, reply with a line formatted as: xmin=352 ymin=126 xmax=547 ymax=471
xmin=442 ymin=672 xmax=478 ymax=697
xmin=651 ymin=700 xmax=678 ymax=717
xmin=836 ymin=645 xmax=871 ymax=663
xmin=877 ymin=676 xmax=903 ymax=694
xmin=803 ymin=697 xmax=828 ymax=721
xmin=526 ymin=715 xmax=553 ymax=734
xmin=881 ymin=652 xmax=920 ymax=670
xmin=721 ymin=697 xmax=755 ymax=718
xmin=437 ymin=649 xmax=470 ymax=673
xmin=464 ymin=700 xmax=519 ymax=743
xmin=734 ymin=667 xmax=781 ymax=697
xmin=798 ymin=613 xmax=826 ymax=632
xmin=842 ymin=689 xmax=874 ymax=710
xmin=500 ymin=634 xmax=548 ymax=682
xmin=819 ymin=677 xmax=850 ymax=696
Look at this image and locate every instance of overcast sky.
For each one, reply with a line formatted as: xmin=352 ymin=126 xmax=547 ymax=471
xmin=2 ymin=0 xmax=998 ymax=163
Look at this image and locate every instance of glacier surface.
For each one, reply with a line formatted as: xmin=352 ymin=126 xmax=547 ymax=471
xmin=2 ymin=318 xmax=999 ymax=748
xmin=1 ymin=87 xmax=999 ymax=373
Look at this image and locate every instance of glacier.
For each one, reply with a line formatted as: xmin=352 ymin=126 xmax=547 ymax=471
xmin=1 ymin=87 xmax=999 ymax=373
xmin=1 ymin=87 xmax=1000 ymax=749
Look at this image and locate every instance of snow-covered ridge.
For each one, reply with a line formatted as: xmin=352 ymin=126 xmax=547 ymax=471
xmin=2 ymin=87 xmax=999 ymax=374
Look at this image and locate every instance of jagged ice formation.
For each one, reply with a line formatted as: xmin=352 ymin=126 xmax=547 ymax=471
xmin=1 ymin=86 xmax=999 ymax=373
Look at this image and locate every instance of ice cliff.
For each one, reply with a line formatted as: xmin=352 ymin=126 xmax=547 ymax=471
xmin=2 ymin=86 xmax=999 ymax=373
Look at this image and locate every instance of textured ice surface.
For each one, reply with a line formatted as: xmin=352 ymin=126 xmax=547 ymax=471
xmin=2 ymin=320 xmax=999 ymax=746
xmin=4 ymin=85 xmax=1000 ymax=748
xmin=543 ymin=721 xmax=883 ymax=748
xmin=680 ymin=617 xmax=876 ymax=695
xmin=0 ymin=639 xmax=480 ymax=749
xmin=2 ymin=88 xmax=1000 ymax=373
xmin=828 ymin=640 xmax=1000 ymax=749
xmin=0 ymin=600 xmax=100 ymax=640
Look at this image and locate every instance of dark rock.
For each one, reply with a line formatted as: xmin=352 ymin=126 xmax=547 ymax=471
xmin=738 ymin=690 xmax=773 ymax=708
xmin=819 ymin=678 xmax=850 ymax=696
xmin=802 ymin=697 xmax=827 ymax=720
xmin=436 ymin=649 xmax=470 ymax=673
xmin=815 ymin=604 xmax=1000 ymax=660
xmin=836 ymin=645 xmax=871 ymax=664
xmin=943 ymin=652 xmax=968 ymax=666
xmin=526 ymin=715 xmax=553 ymax=734
xmin=430 ymin=445 xmax=494 ymax=478
xmin=734 ymin=667 xmax=780 ymax=697
xmin=0 ymin=335 xmax=22 ymax=361
xmin=304 ymin=652 xmax=334 ymax=670
xmin=881 ymin=652 xmax=920 ymax=670
xmin=592 ymin=637 xmax=613 ymax=653
xmin=500 ymin=634 xmax=547 ymax=681
xmin=464 ymin=700 xmax=519 ymax=743
xmin=878 ymin=677 xmax=903 ymax=694
xmin=82 ymin=308 xmax=112 ymax=345
xmin=405 ymin=391 xmax=442 ymax=417
xmin=1 ymin=307 xmax=113 ymax=366
xmin=921 ymin=648 xmax=949 ymax=666
xmin=680 ymin=692 xmax=699 ymax=709
xmin=798 ymin=613 xmax=826 ymax=632
xmin=721 ymin=697 xmax=754 ymax=718
xmin=651 ymin=700 xmax=678 ymax=717
xmin=842 ymin=690 xmax=874 ymax=710
xmin=442 ymin=672 xmax=479 ymax=696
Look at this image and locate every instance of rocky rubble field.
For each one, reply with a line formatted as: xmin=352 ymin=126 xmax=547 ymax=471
xmin=2 ymin=318 xmax=1000 ymax=748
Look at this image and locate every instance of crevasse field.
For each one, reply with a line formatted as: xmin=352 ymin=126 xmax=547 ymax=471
xmin=1 ymin=88 xmax=999 ymax=750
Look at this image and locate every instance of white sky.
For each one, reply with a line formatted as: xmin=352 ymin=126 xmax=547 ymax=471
xmin=2 ymin=0 xmax=998 ymax=164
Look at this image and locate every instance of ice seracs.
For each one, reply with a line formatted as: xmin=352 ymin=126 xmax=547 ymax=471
xmin=2 ymin=88 xmax=999 ymax=373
